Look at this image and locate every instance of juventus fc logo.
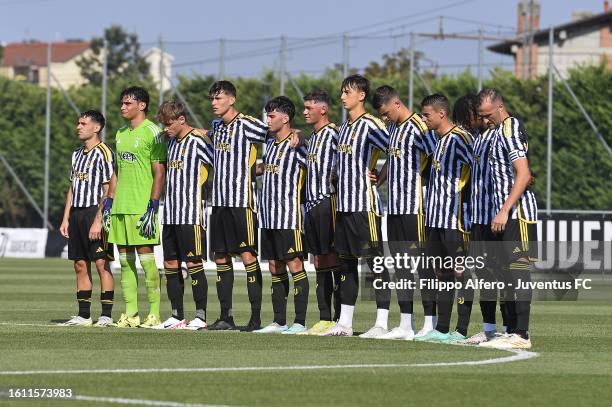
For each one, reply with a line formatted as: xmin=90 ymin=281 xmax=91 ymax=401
xmin=293 ymin=287 xmax=299 ymax=296
xmin=192 ymin=280 xmax=198 ymax=286
xmin=474 ymin=154 xmax=480 ymax=164
xmin=340 ymin=275 xmax=346 ymax=282
xmin=458 ymin=297 xmax=465 ymax=305
xmin=248 ymin=276 xmax=256 ymax=283
xmin=216 ymin=276 xmax=221 ymax=282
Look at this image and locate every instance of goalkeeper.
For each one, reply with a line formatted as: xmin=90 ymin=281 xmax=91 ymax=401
xmin=106 ymin=86 xmax=167 ymax=328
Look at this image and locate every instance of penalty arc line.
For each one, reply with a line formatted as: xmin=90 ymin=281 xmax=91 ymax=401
xmin=0 ymin=349 xmax=538 ymax=376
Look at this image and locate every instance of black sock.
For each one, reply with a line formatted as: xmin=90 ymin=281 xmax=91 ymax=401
xmin=367 ymin=259 xmax=391 ymax=310
xmin=316 ymin=267 xmax=334 ymax=321
xmin=480 ymin=300 xmax=496 ymax=326
xmin=245 ymin=261 xmax=262 ymax=323
xmin=331 ymin=267 xmax=342 ymax=321
xmin=292 ymin=270 xmax=309 ymax=326
xmin=455 ymin=274 xmax=474 ymax=337
xmin=418 ymin=261 xmax=437 ymax=317
xmin=77 ymin=290 xmax=92 ymax=319
xmin=216 ymin=263 xmax=234 ymax=320
xmin=165 ymin=268 xmax=184 ymax=320
xmin=501 ymin=271 xmax=517 ymax=333
xmin=340 ymin=257 xmax=359 ymax=306
xmin=100 ymin=290 xmax=114 ymax=318
xmin=435 ymin=274 xmax=455 ymax=334
xmin=271 ymin=272 xmax=289 ymax=326
xmin=395 ymin=268 xmax=415 ymax=314
xmin=511 ymin=263 xmax=532 ymax=338
xmin=188 ymin=264 xmax=207 ymax=318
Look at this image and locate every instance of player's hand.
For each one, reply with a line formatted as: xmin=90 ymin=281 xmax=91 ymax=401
xmin=529 ymin=175 xmax=536 ymax=187
xmin=59 ymin=220 xmax=69 ymax=238
xmin=368 ymin=169 xmax=378 ymax=183
xmin=289 ymin=129 xmax=305 ymax=148
xmin=136 ymin=199 xmax=159 ymax=239
xmin=491 ymin=209 xmax=509 ymax=234
xmin=102 ymin=198 xmax=113 ymax=233
xmin=89 ymin=218 xmax=102 ymax=241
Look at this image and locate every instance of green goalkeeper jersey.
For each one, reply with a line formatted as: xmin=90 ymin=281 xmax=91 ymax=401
xmin=112 ymin=118 xmax=167 ymax=214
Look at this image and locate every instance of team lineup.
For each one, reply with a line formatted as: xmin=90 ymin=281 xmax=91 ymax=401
xmin=58 ymin=74 xmax=537 ymax=350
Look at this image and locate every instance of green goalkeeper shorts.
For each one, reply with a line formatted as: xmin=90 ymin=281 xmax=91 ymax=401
xmin=108 ymin=214 xmax=160 ymax=246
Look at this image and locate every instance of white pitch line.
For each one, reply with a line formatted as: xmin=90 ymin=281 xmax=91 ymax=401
xmin=74 ymin=395 xmax=239 ymax=407
xmin=0 ymin=349 xmax=537 ymax=376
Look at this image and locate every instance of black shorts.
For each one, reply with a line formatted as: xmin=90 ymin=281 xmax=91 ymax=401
xmin=68 ymin=206 xmax=114 ymax=262
xmin=162 ymin=224 xmax=207 ymax=262
xmin=469 ymin=223 xmax=499 ymax=260
xmin=499 ymin=219 xmax=538 ymax=263
xmin=425 ymin=227 xmax=468 ymax=275
xmin=387 ymin=213 xmax=426 ymax=255
xmin=303 ymin=196 xmax=336 ymax=256
xmin=210 ymin=206 xmax=258 ymax=255
xmin=261 ymin=229 xmax=304 ymax=261
xmin=334 ymin=211 xmax=383 ymax=258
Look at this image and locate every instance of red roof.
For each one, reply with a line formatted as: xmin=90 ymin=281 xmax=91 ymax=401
xmin=1 ymin=41 xmax=90 ymax=67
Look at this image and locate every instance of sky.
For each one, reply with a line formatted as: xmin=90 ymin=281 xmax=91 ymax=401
xmin=0 ymin=0 xmax=607 ymax=79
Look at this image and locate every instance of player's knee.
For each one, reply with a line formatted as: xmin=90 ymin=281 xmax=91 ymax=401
xmin=73 ymin=260 xmax=87 ymax=274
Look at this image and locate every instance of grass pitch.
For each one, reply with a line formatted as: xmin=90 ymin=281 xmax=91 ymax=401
xmin=0 ymin=258 xmax=611 ymax=406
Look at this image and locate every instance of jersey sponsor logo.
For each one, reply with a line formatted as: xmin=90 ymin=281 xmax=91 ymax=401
xmin=215 ymin=142 xmax=231 ymax=152
xmin=338 ymin=144 xmax=353 ymax=154
xmin=119 ymin=151 xmax=136 ymax=162
xmin=169 ymin=160 xmax=184 ymax=170
xmin=264 ymin=163 xmax=280 ymax=175
xmin=388 ymin=147 xmax=401 ymax=158
xmin=73 ymin=171 xmax=89 ymax=181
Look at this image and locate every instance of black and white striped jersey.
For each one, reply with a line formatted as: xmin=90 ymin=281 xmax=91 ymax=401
xmin=426 ymin=126 xmax=473 ymax=232
xmin=470 ymin=128 xmax=496 ymax=225
xmin=489 ymin=117 xmax=538 ymax=223
xmin=69 ymin=142 xmax=114 ymax=208
xmin=259 ymin=134 xmax=308 ymax=230
xmin=305 ymin=123 xmax=338 ymax=212
xmin=162 ymin=130 xmax=213 ymax=226
xmin=336 ymin=113 xmax=389 ymax=215
xmin=386 ymin=113 xmax=437 ymax=215
xmin=209 ymin=113 xmax=268 ymax=210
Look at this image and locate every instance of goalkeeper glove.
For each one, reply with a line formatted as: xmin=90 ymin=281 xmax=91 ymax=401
xmin=136 ymin=199 xmax=159 ymax=239
xmin=102 ymin=198 xmax=113 ymax=233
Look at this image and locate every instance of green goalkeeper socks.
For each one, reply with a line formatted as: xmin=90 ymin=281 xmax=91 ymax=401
xmin=119 ymin=252 xmax=138 ymax=316
xmin=139 ymin=252 xmax=161 ymax=318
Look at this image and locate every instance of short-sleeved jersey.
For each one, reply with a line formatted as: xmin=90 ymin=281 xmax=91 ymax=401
xmin=489 ymin=117 xmax=538 ymax=223
xmin=70 ymin=142 xmax=114 ymax=208
xmin=470 ymin=128 xmax=496 ymax=225
xmin=336 ymin=113 xmax=390 ymax=215
xmin=209 ymin=113 xmax=268 ymax=210
xmin=113 ymin=119 xmax=167 ymax=215
xmin=259 ymin=134 xmax=307 ymax=230
xmin=162 ymin=130 xmax=214 ymax=226
xmin=426 ymin=126 xmax=473 ymax=232
xmin=305 ymin=123 xmax=338 ymax=212
xmin=386 ymin=113 xmax=437 ymax=215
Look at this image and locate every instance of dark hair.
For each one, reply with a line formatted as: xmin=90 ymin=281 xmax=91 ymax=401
xmin=265 ymin=96 xmax=295 ymax=121
xmin=371 ymin=85 xmax=399 ymax=110
xmin=303 ymin=90 xmax=329 ymax=105
xmin=119 ymin=86 xmax=150 ymax=113
xmin=156 ymin=100 xmax=188 ymax=124
xmin=477 ymin=88 xmax=504 ymax=106
xmin=421 ymin=93 xmax=450 ymax=116
xmin=452 ymin=93 xmax=478 ymax=129
xmin=341 ymin=74 xmax=370 ymax=100
xmin=79 ymin=110 xmax=106 ymax=132
xmin=209 ymin=80 xmax=237 ymax=98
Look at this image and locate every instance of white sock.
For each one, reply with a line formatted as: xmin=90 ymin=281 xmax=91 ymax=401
xmin=399 ymin=313 xmax=413 ymax=331
xmin=502 ymin=325 xmax=507 ymax=334
xmin=423 ymin=315 xmax=434 ymax=330
xmin=375 ymin=308 xmax=389 ymax=330
xmin=483 ymin=322 xmax=497 ymax=333
xmin=338 ymin=304 xmax=355 ymax=329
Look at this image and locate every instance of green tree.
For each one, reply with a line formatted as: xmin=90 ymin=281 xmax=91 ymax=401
xmin=76 ymin=25 xmax=150 ymax=86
